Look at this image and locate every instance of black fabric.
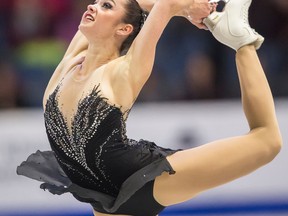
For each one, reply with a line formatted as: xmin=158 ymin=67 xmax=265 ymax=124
xmin=17 ymin=84 xmax=180 ymax=215
xmin=92 ymin=181 xmax=165 ymax=216
xmin=17 ymin=150 xmax=175 ymax=215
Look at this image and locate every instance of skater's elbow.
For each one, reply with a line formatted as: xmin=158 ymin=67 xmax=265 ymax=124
xmin=258 ymin=127 xmax=282 ymax=164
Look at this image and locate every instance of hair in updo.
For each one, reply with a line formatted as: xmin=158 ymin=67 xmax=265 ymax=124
xmin=120 ymin=0 xmax=149 ymax=55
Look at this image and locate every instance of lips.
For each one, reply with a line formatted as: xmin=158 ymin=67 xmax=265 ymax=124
xmin=84 ymin=12 xmax=95 ymax=21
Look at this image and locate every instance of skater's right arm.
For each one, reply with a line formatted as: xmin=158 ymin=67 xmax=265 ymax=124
xmin=42 ymin=30 xmax=88 ymax=104
xmin=53 ymin=30 xmax=88 ymax=77
xmin=62 ymin=30 xmax=88 ymax=59
xmin=137 ymin=0 xmax=211 ymax=29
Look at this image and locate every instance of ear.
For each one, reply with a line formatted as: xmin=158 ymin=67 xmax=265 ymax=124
xmin=116 ymin=24 xmax=133 ymax=37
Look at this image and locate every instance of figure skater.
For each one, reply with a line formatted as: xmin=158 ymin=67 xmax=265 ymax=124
xmin=17 ymin=0 xmax=282 ymax=215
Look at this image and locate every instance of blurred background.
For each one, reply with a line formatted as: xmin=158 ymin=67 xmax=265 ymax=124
xmin=0 ymin=0 xmax=287 ymax=215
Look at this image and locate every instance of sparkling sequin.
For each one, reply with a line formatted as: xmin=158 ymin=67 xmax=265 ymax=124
xmin=44 ymin=84 xmax=129 ymax=196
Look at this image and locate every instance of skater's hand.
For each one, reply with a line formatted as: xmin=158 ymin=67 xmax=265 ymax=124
xmin=178 ymin=1 xmax=217 ymax=29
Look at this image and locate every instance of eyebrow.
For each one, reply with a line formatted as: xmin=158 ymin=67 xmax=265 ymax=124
xmin=95 ymin=0 xmax=116 ymax=5
xmin=109 ymin=0 xmax=116 ymax=6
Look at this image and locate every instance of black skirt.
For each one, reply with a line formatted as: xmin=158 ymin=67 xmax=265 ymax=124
xmin=17 ymin=140 xmax=179 ymax=215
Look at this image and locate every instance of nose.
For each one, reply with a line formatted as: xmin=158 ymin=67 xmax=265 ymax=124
xmin=87 ymin=4 xmax=96 ymax=12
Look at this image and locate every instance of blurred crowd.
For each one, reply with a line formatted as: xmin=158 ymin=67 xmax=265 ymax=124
xmin=0 ymin=0 xmax=287 ymax=108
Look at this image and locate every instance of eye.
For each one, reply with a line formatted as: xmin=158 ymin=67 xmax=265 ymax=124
xmin=102 ymin=2 xmax=113 ymax=9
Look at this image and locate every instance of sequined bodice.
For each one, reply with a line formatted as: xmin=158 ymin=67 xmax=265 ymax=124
xmin=44 ymin=84 xmax=130 ymax=196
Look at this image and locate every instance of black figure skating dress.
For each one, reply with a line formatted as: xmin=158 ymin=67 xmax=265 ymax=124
xmin=17 ymin=84 xmax=179 ymax=216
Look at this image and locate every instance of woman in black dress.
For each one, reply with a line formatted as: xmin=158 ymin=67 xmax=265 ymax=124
xmin=17 ymin=0 xmax=282 ymax=215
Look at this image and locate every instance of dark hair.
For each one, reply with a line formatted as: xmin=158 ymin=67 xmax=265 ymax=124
xmin=120 ymin=0 xmax=149 ymax=55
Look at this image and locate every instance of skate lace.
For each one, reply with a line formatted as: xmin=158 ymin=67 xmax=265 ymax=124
xmin=241 ymin=2 xmax=258 ymax=35
xmin=241 ymin=2 xmax=249 ymax=25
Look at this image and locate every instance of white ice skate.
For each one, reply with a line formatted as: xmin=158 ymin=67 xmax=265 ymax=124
xmin=203 ymin=0 xmax=264 ymax=51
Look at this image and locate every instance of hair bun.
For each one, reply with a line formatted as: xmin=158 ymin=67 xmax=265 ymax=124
xmin=140 ymin=10 xmax=148 ymax=28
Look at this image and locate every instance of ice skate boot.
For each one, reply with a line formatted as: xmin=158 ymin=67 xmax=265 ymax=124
xmin=203 ymin=0 xmax=264 ymax=51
